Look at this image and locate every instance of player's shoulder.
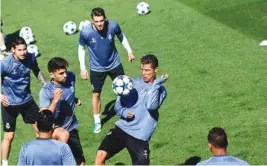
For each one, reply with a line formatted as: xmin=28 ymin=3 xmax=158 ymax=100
xmin=81 ymin=23 xmax=94 ymax=34
xmin=67 ymin=71 xmax=76 ymax=80
xmin=107 ymin=20 xmax=119 ymax=28
xmin=230 ymin=156 xmax=249 ymax=165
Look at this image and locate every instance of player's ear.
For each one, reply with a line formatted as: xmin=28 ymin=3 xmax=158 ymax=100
xmin=49 ymin=72 xmax=54 ymax=79
xmin=11 ymin=47 xmax=15 ymax=53
xmin=155 ymin=67 xmax=158 ymax=73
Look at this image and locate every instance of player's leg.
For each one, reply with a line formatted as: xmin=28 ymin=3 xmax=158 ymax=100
xmin=52 ymin=127 xmax=70 ymax=142
xmin=90 ymin=70 xmax=107 ymax=133
xmin=108 ymin=64 xmax=125 ymax=81
xmin=95 ymin=126 xmax=126 ymax=165
xmin=126 ymin=136 xmax=150 ymax=165
xmin=21 ymin=100 xmax=40 ymax=136
xmin=1 ymin=105 xmax=19 ymax=166
xmin=67 ymin=129 xmax=85 ymax=166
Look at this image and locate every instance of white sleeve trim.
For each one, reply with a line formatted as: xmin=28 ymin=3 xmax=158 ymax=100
xmin=121 ymin=34 xmax=132 ymax=54
xmin=78 ymin=45 xmax=86 ymax=70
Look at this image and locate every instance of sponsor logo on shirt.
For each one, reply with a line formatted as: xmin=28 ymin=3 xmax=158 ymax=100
xmin=90 ymin=38 xmax=96 ymax=44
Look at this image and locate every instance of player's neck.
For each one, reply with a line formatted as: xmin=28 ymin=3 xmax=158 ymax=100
xmin=212 ymin=148 xmax=227 ymax=156
xmin=38 ymin=131 xmax=53 ymax=139
xmin=52 ymin=80 xmax=62 ymax=86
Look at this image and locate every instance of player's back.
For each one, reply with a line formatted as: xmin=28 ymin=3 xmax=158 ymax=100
xmin=197 ymin=155 xmax=249 ymax=165
xmin=18 ymin=138 xmax=75 ymax=165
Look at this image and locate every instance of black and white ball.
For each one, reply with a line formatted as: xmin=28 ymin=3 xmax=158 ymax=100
xmin=19 ymin=26 xmax=35 ymax=44
xmin=27 ymin=44 xmax=40 ymax=57
xmin=136 ymin=2 xmax=150 ymax=15
xmin=112 ymin=75 xmax=133 ymax=96
xmin=63 ymin=21 xmax=77 ymax=35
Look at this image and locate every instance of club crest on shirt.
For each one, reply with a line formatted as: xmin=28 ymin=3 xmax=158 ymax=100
xmin=108 ymin=34 xmax=112 ymax=41
xmin=5 ymin=123 xmax=10 ymax=129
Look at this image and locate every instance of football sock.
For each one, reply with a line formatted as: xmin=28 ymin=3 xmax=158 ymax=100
xmin=2 ymin=160 xmax=8 ymax=166
xmin=93 ymin=114 xmax=101 ymax=124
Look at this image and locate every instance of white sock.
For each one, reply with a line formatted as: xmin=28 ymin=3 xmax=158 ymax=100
xmin=2 ymin=160 xmax=8 ymax=166
xmin=93 ymin=114 xmax=101 ymax=124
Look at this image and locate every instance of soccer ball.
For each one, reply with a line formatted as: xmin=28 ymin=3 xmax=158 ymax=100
xmin=79 ymin=20 xmax=91 ymax=31
xmin=63 ymin=21 xmax=77 ymax=35
xmin=27 ymin=44 xmax=40 ymax=57
xmin=19 ymin=26 xmax=35 ymax=44
xmin=136 ymin=2 xmax=150 ymax=15
xmin=112 ymin=75 xmax=133 ymax=96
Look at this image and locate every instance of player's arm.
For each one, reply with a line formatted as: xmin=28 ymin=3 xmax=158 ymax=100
xmin=0 ymin=61 xmax=9 ymax=107
xmin=31 ymin=56 xmax=47 ymax=85
xmin=78 ymin=30 xmax=88 ymax=79
xmin=115 ymin=23 xmax=135 ymax=62
xmin=17 ymin=145 xmax=27 ymax=165
xmin=146 ymin=75 xmax=168 ymax=111
xmin=39 ymin=88 xmax=62 ymax=112
xmin=114 ymin=96 xmax=134 ymax=119
xmin=61 ymin=143 xmax=77 ymax=165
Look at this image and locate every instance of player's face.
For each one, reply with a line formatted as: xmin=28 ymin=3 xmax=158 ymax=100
xmin=141 ymin=63 xmax=157 ymax=83
xmin=92 ymin=16 xmax=105 ymax=31
xmin=12 ymin=44 xmax=27 ymax=60
xmin=51 ymin=69 xmax=67 ymax=84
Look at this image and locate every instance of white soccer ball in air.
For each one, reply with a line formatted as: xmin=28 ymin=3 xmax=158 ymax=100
xmin=27 ymin=44 xmax=40 ymax=57
xmin=112 ymin=75 xmax=133 ymax=96
xmin=136 ymin=2 xmax=150 ymax=15
xmin=79 ymin=20 xmax=91 ymax=31
xmin=63 ymin=21 xmax=77 ymax=35
xmin=19 ymin=26 xmax=35 ymax=44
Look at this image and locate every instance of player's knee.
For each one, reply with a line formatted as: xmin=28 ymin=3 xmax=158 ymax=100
xmin=3 ymin=132 xmax=15 ymax=142
xmin=53 ymin=128 xmax=69 ymax=142
xmin=133 ymin=155 xmax=150 ymax=165
xmin=92 ymin=92 xmax=101 ymax=98
xmin=95 ymin=150 xmax=107 ymax=165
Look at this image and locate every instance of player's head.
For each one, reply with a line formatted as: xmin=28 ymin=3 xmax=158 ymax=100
xmin=140 ymin=54 xmax=158 ymax=83
xmin=37 ymin=109 xmax=54 ymax=132
xmin=48 ymin=57 xmax=69 ymax=84
xmin=91 ymin=7 xmax=106 ymax=31
xmin=208 ymin=127 xmax=228 ymax=151
xmin=11 ymin=37 xmax=27 ymax=60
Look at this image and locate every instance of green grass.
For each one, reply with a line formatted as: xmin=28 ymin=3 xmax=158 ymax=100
xmin=2 ymin=0 xmax=267 ymax=164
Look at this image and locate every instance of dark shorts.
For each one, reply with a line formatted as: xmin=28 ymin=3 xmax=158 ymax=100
xmin=98 ymin=126 xmax=150 ymax=165
xmin=90 ymin=64 xmax=125 ymax=93
xmin=1 ymin=99 xmax=40 ymax=132
xmin=68 ymin=129 xmax=85 ymax=165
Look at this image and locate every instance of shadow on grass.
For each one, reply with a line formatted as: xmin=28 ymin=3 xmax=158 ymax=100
xmin=177 ymin=156 xmax=201 ymax=165
xmin=101 ymin=99 xmax=116 ymax=127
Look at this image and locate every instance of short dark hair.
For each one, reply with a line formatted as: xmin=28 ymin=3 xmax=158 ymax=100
xmin=91 ymin=7 xmax=106 ymax=19
xmin=140 ymin=54 xmax=158 ymax=69
xmin=47 ymin=57 xmax=69 ymax=73
xmin=37 ymin=110 xmax=54 ymax=132
xmin=208 ymin=127 xmax=228 ymax=148
xmin=11 ymin=37 xmax=27 ymax=49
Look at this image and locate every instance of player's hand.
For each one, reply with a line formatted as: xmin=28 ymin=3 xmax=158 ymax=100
xmin=75 ymin=97 xmax=82 ymax=106
xmin=80 ymin=69 xmax=89 ymax=80
xmin=128 ymin=52 xmax=135 ymax=63
xmin=127 ymin=112 xmax=135 ymax=119
xmin=154 ymin=74 xmax=169 ymax=85
xmin=53 ymin=88 xmax=62 ymax=103
xmin=1 ymin=94 xmax=9 ymax=107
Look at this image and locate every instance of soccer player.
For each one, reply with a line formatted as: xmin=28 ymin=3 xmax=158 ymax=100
xmin=0 ymin=37 xmax=46 ymax=166
xmin=94 ymin=54 xmax=168 ymax=165
xmin=39 ymin=57 xmax=85 ymax=165
xmin=17 ymin=109 xmax=76 ymax=165
xmin=196 ymin=127 xmax=249 ymax=165
xmin=78 ymin=7 xmax=135 ymax=133
xmin=0 ymin=19 xmax=6 ymax=52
